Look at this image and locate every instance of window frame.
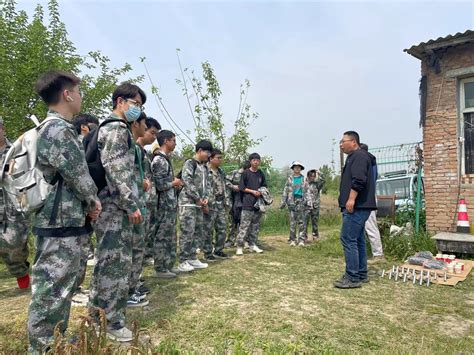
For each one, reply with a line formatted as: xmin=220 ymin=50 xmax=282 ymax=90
xmin=459 ymin=77 xmax=474 ymax=175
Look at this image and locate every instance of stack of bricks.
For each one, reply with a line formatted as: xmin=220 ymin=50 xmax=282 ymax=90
xmin=421 ymin=43 xmax=474 ymax=233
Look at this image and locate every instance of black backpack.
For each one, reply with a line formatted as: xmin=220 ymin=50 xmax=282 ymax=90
xmin=83 ymin=119 xmax=132 ymax=192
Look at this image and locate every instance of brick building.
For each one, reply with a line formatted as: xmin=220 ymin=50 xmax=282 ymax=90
xmin=405 ymin=30 xmax=474 ymax=233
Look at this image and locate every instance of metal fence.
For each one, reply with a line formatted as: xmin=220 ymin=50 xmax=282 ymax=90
xmin=369 ymin=142 xmax=423 ymax=176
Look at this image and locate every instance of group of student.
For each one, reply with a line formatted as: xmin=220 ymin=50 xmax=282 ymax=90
xmin=0 ymin=70 xmax=274 ymax=352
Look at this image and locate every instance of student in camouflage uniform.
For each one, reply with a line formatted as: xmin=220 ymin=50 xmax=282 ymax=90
xmin=89 ymin=83 xmax=145 ymax=342
xmin=137 ymin=117 xmax=161 ymax=260
xmin=280 ymin=161 xmax=307 ymax=246
xmin=151 ymin=130 xmax=182 ymax=278
xmin=0 ymin=117 xmax=30 ymax=289
xmin=72 ymin=113 xmax=99 ymax=293
xmin=225 ymin=160 xmax=250 ymax=247
xmin=177 ymin=140 xmax=213 ymax=272
xmin=73 ymin=113 xmax=99 ymax=143
xmin=235 ymin=153 xmax=266 ymax=256
xmin=127 ymin=112 xmax=150 ymax=307
xmin=203 ymin=149 xmax=229 ymax=261
xmin=27 ymin=70 xmax=101 ymax=353
xmin=303 ymin=169 xmax=325 ymax=240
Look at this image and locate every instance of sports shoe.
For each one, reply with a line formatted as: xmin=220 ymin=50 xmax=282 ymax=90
xmin=153 ymin=270 xmax=177 ymax=279
xmin=333 ymin=276 xmax=361 ymax=289
xmin=196 ymin=248 xmax=201 ymax=254
xmin=214 ymin=251 xmax=229 ymax=259
xmin=359 ymin=277 xmax=370 ymax=283
xmin=290 ymin=241 xmax=296 ymax=247
xmin=244 ymin=242 xmax=249 ymax=249
xmin=17 ymin=274 xmax=30 ymax=289
xmin=178 ymin=261 xmax=194 ymax=272
xmin=188 ymin=259 xmax=208 ymax=269
xmin=236 ymin=247 xmax=243 ymax=256
xmin=170 ymin=267 xmax=181 ymax=274
xmin=205 ymin=255 xmax=217 ymax=262
xmin=298 ymin=242 xmax=305 ymax=247
xmin=137 ymin=284 xmax=150 ymax=295
xmin=224 ymin=242 xmax=235 ymax=248
xmin=312 ymin=232 xmax=318 ymax=237
xmin=107 ymin=327 xmax=133 ymax=342
xmin=249 ymin=245 xmax=263 ymax=254
xmin=127 ymin=293 xmax=149 ymax=308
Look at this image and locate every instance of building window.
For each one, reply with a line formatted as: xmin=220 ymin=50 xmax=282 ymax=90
xmin=461 ymin=78 xmax=474 ymax=174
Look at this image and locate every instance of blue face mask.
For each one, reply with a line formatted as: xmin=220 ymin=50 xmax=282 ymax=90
xmin=124 ymin=105 xmax=141 ymax=122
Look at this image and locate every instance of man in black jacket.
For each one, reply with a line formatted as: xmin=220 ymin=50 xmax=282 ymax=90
xmin=335 ymin=131 xmax=376 ymax=289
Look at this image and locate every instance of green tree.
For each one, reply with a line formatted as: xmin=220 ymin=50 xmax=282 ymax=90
xmin=174 ymin=50 xmax=268 ymax=165
xmin=0 ymin=0 xmax=141 ymax=138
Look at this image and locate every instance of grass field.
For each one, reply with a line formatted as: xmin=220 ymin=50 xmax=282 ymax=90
xmin=0 ymin=217 xmax=473 ymax=353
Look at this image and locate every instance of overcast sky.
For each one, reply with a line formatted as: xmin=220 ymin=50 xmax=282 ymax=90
xmin=17 ymin=0 xmax=474 ymax=168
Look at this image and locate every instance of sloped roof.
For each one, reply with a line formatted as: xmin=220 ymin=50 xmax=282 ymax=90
xmin=404 ymin=29 xmax=474 ymax=60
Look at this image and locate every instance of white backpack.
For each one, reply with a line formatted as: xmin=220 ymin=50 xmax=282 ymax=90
xmin=1 ymin=116 xmax=62 ymax=214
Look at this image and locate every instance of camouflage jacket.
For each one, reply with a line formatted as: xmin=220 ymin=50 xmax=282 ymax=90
xmin=207 ymin=164 xmax=228 ymax=208
xmin=33 ymin=110 xmax=98 ymax=233
xmin=97 ymin=113 xmax=139 ymax=214
xmin=225 ymin=168 xmax=243 ymax=207
xmin=151 ymin=150 xmax=177 ymax=210
xmin=0 ymin=139 xmax=17 ymax=223
xmin=133 ymin=143 xmax=147 ymax=215
xmin=144 ymin=150 xmax=157 ymax=208
xmin=178 ymin=158 xmax=211 ymax=206
xmin=281 ymin=174 xmax=306 ymax=209
xmin=304 ymin=176 xmax=326 ymax=209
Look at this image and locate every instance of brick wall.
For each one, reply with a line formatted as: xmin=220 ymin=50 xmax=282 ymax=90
xmin=421 ymin=43 xmax=474 ymax=232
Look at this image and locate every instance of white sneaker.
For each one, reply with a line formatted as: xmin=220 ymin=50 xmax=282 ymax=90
xmin=196 ymin=248 xmax=201 ymax=254
xmin=170 ymin=267 xmax=181 ymax=274
xmin=298 ymin=242 xmax=305 ymax=247
xmin=187 ymin=259 xmax=208 ymax=269
xmin=236 ymin=247 xmax=243 ymax=256
xmin=290 ymin=241 xmax=296 ymax=247
xmin=178 ymin=261 xmax=194 ymax=272
xmin=249 ymin=245 xmax=263 ymax=254
xmin=244 ymin=242 xmax=249 ymax=249
xmin=107 ymin=327 xmax=133 ymax=342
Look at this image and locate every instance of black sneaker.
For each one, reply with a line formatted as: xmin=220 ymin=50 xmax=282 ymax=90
xmin=214 ymin=251 xmax=229 ymax=259
xmin=137 ymin=284 xmax=150 ymax=294
xmin=205 ymin=255 xmax=217 ymax=262
xmin=333 ymin=276 xmax=361 ymax=289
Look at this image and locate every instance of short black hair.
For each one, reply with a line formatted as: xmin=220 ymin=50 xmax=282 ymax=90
xmin=307 ymin=169 xmax=317 ymax=178
xmin=248 ymin=152 xmax=261 ymax=161
xmin=360 ymin=143 xmax=368 ymax=151
xmin=343 ymin=131 xmax=360 ymax=145
xmin=73 ymin=113 xmax=99 ymax=134
xmin=145 ymin=117 xmax=161 ymax=131
xmin=241 ymin=160 xmax=251 ymax=169
xmin=195 ymin=140 xmax=213 ymax=153
xmin=156 ymin=130 xmax=175 ymax=146
xmin=210 ymin=148 xmax=222 ymax=158
xmin=35 ymin=70 xmax=80 ymax=105
xmin=136 ymin=111 xmax=147 ymax=124
xmin=112 ymin=82 xmax=147 ymax=109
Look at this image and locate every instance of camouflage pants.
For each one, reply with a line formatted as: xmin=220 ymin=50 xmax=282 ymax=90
xmin=304 ymin=206 xmax=320 ymax=237
xmin=28 ymin=233 xmax=88 ymax=352
xmin=144 ymin=201 xmax=157 ymax=258
xmin=289 ymin=199 xmax=305 ymax=243
xmin=89 ymin=202 xmax=133 ymax=330
xmin=179 ymin=206 xmax=203 ymax=262
xmin=153 ymin=208 xmax=177 ymax=272
xmin=76 ymin=235 xmax=92 ymax=291
xmin=130 ymin=221 xmax=145 ymax=294
xmin=203 ymin=201 xmax=227 ymax=256
xmin=0 ymin=215 xmax=30 ymax=278
xmin=236 ymin=210 xmax=262 ymax=247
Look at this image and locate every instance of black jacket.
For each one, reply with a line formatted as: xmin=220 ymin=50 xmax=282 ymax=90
xmin=338 ymin=149 xmax=377 ymax=210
